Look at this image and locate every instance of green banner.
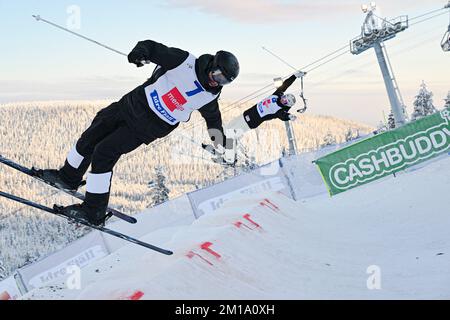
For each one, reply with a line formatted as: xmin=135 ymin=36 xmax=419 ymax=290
xmin=316 ymin=108 xmax=450 ymax=196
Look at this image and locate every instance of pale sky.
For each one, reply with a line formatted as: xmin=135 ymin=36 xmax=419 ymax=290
xmin=0 ymin=0 xmax=449 ymax=125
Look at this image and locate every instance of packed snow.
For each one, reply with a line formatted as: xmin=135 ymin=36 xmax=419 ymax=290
xmin=23 ymin=153 xmax=450 ymax=300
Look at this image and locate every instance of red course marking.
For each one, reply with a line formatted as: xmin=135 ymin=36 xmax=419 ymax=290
xmin=234 ymin=221 xmax=243 ymax=228
xmin=0 ymin=291 xmax=12 ymax=301
xmin=234 ymin=221 xmax=253 ymax=230
xmin=129 ymin=290 xmax=144 ymax=300
xmin=186 ymin=250 xmax=214 ymax=266
xmin=201 ymin=242 xmax=221 ymax=259
xmin=264 ymin=199 xmax=279 ymax=210
xmin=243 ymin=214 xmax=261 ymax=228
xmin=260 ymin=198 xmax=280 ymax=212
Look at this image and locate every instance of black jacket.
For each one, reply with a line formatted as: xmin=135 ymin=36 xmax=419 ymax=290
xmin=119 ymin=40 xmax=225 ymax=143
xmin=243 ymin=75 xmax=297 ymax=129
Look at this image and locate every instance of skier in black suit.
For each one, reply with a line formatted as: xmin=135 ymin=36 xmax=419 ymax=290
xmin=36 ymin=40 xmax=240 ymax=226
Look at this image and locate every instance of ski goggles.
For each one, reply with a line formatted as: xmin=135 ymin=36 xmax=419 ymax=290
xmin=210 ymin=68 xmax=232 ymax=86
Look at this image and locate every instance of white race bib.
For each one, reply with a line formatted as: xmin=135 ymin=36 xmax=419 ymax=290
xmin=144 ymin=54 xmax=218 ymax=125
xmin=256 ymin=95 xmax=281 ymax=118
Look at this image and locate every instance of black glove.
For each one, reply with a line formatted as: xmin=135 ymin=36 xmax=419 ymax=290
xmin=276 ymin=110 xmax=292 ymax=122
xmin=127 ymin=50 xmax=146 ymax=67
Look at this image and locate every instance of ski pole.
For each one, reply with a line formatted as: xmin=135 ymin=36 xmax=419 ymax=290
xmin=262 ymin=46 xmax=308 ymax=113
xmin=32 ymin=14 xmax=150 ymax=65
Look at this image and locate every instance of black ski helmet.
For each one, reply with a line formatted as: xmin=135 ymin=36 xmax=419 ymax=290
xmin=210 ymin=51 xmax=240 ymax=84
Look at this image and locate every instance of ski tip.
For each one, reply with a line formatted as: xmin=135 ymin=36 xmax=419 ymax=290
xmin=144 ymin=246 xmax=173 ymax=255
xmin=109 ymin=211 xmax=137 ymax=224
xmin=123 ymin=216 xmax=138 ymax=224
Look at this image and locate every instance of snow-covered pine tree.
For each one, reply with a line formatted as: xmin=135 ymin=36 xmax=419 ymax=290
xmin=345 ymin=128 xmax=356 ymax=142
xmin=387 ymin=112 xmax=396 ymax=130
xmin=444 ymin=91 xmax=450 ymax=109
xmin=321 ymin=132 xmax=337 ymax=148
xmin=411 ymin=81 xmax=437 ymax=120
xmin=241 ymin=156 xmax=258 ymax=173
xmin=237 ymin=144 xmax=258 ymax=172
xmin=0 ymin=260 xmax=7 ymax=281
xmin=148 ymin=166 xmax=170 ymax=207
xmin=375 ymin=121 xmax=388 ymax=134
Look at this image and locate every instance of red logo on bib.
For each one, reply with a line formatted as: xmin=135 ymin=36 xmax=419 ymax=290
xmin=162 ymin=87 xmax=187 ymax=112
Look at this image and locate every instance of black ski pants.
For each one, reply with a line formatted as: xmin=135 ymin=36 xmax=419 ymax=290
xmin=58 ymin=101 xmax=159 ymax=212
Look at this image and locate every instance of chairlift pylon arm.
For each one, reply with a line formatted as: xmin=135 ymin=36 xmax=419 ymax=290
xmin=297 ymin=72 xmax=308 ymax=114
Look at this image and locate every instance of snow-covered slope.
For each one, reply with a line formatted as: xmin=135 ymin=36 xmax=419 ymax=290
xmin=25 ymin=154 xmax=450 ymax=300
xmin=0 ymin=101 xmax=373 ymax=278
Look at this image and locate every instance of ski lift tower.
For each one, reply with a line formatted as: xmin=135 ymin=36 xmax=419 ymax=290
xmin=284 ymin=120 xmax=298 ymax=156
xmin=350 ymin=2 xmax=409 ymax=127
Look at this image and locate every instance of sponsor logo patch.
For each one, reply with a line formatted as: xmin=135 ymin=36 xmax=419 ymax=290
xmin=150 ymin=90 xmax=177 ymax=123
xmin=162 ymin=87 xmax=187 ymax=112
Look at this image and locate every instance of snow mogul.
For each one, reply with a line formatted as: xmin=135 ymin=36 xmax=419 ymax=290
xmin=34 ymin=40 xmax=240 ymax=226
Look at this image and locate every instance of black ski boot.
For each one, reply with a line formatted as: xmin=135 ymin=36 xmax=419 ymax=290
xmin=54 ymin=204 xmax=111 ymax=227
xmin=32 ymin=168 xmax=84 ymax=192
